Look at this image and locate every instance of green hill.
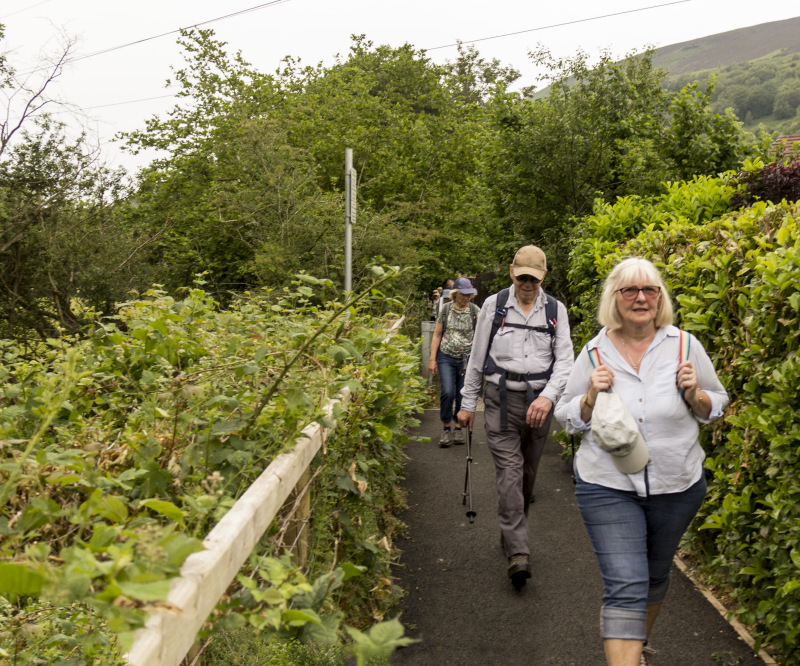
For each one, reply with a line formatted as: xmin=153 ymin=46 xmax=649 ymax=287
xmin=655 ymin=16 xmax=800 ymax=136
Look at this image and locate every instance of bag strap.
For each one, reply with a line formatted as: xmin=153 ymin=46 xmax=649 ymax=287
xmin=679 ymin=330 xmax=691 ymax=401
xmin=440 ymin=301 xmax=452 ymax=336
xmin=470 ymin=301 xmax=479 ymax=330
xmin=679 ymin=329 xmax=691 ymax=362
xmin=587 ymin=347 xmax=602 ymax=369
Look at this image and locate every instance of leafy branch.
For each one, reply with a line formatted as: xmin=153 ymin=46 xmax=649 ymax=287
xmin=246 ymin=266 xmax=404 ymax=429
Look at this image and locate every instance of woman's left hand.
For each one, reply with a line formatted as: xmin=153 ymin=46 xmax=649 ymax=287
xmin=676 ymin=360 xmax=698 ymax=401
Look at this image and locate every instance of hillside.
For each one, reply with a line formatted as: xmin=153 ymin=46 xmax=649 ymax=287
xmin=652 ymin=16 xmax=800 ymax=75
xmin=655 ymin=16 xmax=800 ymax=137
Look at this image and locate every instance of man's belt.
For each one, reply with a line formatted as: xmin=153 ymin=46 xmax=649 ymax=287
xmin=504 ymin=371 xmax=537 ymax=382
xmin=497 ymin=370 xmax=545 ymax=431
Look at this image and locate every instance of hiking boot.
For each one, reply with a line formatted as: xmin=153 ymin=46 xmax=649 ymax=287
xmin=452 ymin=428 xmax=465 ymax=445
xmin=508 ymin=553 xmax=531 ymax=589
xmin=439 ymin=430 xmax=452 ymax=448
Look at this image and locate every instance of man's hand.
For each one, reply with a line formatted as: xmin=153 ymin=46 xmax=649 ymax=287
xmin=526 ymin=396 xmax=552 ymax=428
xmin=457 ymin=409 xmax=475 ymax=430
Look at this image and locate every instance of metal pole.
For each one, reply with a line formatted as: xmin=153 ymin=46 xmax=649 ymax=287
xmin=344 ymin=148 xmax=353 ymax=294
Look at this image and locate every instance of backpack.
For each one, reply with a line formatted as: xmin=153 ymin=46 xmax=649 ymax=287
xmin=483 ymin=287 xmax=560 ymax=379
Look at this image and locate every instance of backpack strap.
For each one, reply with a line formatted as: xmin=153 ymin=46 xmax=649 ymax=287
xmin=484 ymin=288 xmax=561 ymax=429
xmin=440 ymin=301 xmax=452 ymax=336
xmin=679 ymin=329 xmax=691 ymax=402
xmin=469 ymin=301 xmax=480 ymax=330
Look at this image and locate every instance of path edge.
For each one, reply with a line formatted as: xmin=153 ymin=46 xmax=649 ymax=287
xmin=673 ymin=554 xmax=777 ymax=665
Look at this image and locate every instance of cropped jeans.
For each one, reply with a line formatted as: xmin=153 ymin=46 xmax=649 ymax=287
xmin=574 ymin=471 xmax=706 ymax=640
xmin=436 ymin=350 xmax=465 ymax=424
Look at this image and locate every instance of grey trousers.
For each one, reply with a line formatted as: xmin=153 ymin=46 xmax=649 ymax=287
xmin=484 ymin=382 xmax=553 ymax=558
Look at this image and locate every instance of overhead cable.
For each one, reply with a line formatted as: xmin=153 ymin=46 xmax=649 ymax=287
xmin=68 ymin=0 xmax=292 ymax=64
xmin=0 ymin=0 xmax=54 ymax=21
xmin=425 ymin=0 xmax=692 ymax=51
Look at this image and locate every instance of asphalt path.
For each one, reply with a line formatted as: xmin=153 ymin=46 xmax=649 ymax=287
xmin=390 ymin=407 xmax=765 ymax=666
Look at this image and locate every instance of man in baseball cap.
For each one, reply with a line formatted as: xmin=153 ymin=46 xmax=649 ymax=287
xmin=458 ymin=245 xmax=574 ymax=589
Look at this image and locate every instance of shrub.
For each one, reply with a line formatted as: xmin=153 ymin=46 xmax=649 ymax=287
xmin=0 ymin=268 xmax=425 ymax=662
xmin=568 ymin=173 xmax=800 ymax=662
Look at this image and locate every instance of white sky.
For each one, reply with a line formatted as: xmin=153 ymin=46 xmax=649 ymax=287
xmin=2 ymin=0 xmax=799 ymax=175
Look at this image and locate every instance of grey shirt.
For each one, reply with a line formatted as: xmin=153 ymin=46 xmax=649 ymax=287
xmin=460 ymin=285 xmax=574 ymax=412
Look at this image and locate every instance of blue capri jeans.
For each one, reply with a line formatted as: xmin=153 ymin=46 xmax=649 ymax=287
xmin=436 ymin=350 xmax=465 ymax=424
xmin=575 ymin=471 xmax=706 ymax=641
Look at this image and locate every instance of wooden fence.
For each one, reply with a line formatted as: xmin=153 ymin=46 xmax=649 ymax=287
xmin=126 ymin=318 xmax=403 ymax=665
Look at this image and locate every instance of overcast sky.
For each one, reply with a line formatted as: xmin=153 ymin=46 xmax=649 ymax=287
xmin=2 ymin=0 xmax=799 ymax=175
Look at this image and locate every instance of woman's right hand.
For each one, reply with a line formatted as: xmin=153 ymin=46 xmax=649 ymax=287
xmin=588 ymin=364 xmax=614 ymax=403
xmin=429 ymin=358 xmax=438 ymax=375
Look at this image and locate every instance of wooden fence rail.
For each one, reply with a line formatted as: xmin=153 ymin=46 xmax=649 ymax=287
xmin=125 ymin=317 xmax=403 ymax=666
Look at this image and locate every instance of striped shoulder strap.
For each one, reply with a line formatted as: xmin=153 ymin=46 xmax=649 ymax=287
xmin=587 ymin=347 xmax=602 ymax=369
xmin=679 ymin=330 xmax=691 ymax=401
xmin=679 ymin=329 xmax=691 ymax=362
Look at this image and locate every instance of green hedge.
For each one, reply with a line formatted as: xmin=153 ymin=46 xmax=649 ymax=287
xmin=568 ymin=174 xmax=800 ymax=662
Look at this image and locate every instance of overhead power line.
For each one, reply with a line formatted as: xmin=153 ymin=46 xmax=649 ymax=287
xmin=86 ymin=94 xmax=177 ymax=110
xmin=28 ymin=0 xmax=693 ymax=116
xmin=68 ymin=0 xmax=292 ymax=64
xmin=425 ymin=0 xmax=692 ymax=51
xmin=0 ymin=0 xmax=54 ymax=21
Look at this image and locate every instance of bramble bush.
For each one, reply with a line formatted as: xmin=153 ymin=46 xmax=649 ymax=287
xmin=0 ymin=267 xmax=426 ymax=664
xmin=566 ymin=164 xmax=800 ymax=663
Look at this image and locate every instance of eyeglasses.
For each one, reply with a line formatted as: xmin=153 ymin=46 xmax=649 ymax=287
xmin=616 ymin=285 xmax=661 ymax=300
xmin=513 ymin=274 xmax=541 ymax=284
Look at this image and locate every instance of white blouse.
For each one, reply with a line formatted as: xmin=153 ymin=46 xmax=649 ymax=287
xmin=554 ymin=325 xmax=729 ymax=497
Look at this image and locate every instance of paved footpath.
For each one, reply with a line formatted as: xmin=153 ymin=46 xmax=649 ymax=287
xmin=390 ymin=408 xmax=766 ymax=666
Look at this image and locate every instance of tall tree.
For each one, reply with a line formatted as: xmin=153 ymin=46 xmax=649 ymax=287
xmin=0 ymin=26 xmax=137 ymax=344
xmin=489 ymin=47 xmax=761 ymax=297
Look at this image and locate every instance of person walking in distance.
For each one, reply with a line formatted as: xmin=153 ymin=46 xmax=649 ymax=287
xmin=458 ymin=246 xmax=573 ymax=589
xmin=429 ymin=278 xmax=481 ymax=447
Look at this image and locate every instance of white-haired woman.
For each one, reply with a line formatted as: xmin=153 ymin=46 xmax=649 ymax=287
xmin=554 ymin=258 xmax=729 ymax=666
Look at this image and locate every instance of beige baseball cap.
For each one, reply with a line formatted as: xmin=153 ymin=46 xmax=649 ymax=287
xmin=512 ymin=245 xmax=547 ymax=280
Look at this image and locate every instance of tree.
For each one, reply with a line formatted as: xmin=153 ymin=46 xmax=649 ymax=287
xmin=442 ymin=41 xmax=520 ymax=106
xmin=489 ymin=48 xmax=670 ymax=295
xmin=123 ymin=31 xmax=517 ymax=294
xmin=488 ymin=47 xmax=765 ymax=297
xmin=0 ymin=25 xmax=140 ymax=344
xmin=662 ymin=78 xmax=756 ymax=180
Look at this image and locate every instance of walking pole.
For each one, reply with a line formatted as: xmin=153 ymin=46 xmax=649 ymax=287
xmin=459 ymin=352 xmax=476 ymax=523
xmin=462 ymin=426 xmax=476 ymax=523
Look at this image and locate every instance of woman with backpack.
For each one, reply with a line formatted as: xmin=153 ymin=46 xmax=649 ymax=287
xmin=554 ymin=257 xmax=729 ymax=666
xmin=428 ymin=277 xmax=480 ymax=447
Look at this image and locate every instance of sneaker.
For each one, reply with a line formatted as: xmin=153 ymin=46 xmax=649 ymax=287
xmin=507 ymin=553 xmax=531 ymax=589
xmin=439 ymin=430 xmax=452 ymax=448
xmin=639 ymin=653 xmax=649 ymax=666
xmin=452 ymin=428 xmax=465 ymax=445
